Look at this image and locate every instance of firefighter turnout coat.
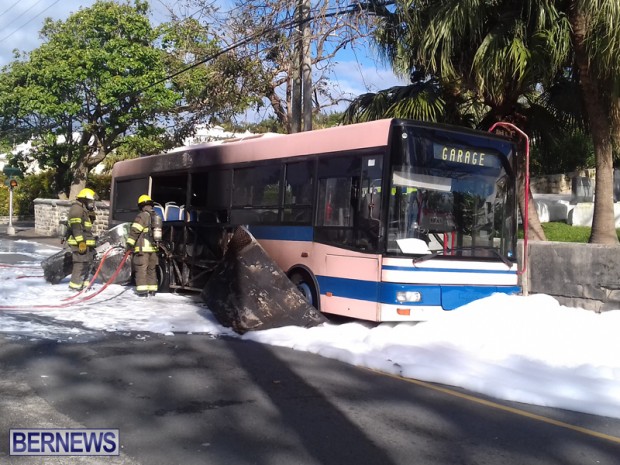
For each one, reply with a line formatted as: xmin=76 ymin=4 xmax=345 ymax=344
xmin=126 ymin=205 xmax=160 ymax=295
xmin=126 ymin=207 xmax=159 ymax=253
xmin=67 ymin=200 xmax=97 ymax=290
xmin=67 ymin=201 xmax=96 ymax=249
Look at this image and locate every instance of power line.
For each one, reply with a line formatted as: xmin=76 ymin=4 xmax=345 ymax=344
xmin=0 ymin=1 xmax=395 ymax=140
xmin=0 ymin=0 xmax=61 ymax=44
xmin=0 ymin=0 xmax=45 ymax=31
xmin=0 ymin=0 xmax=21 ymax=18
xmin=139 ymin=2 xmax=369 ymax=94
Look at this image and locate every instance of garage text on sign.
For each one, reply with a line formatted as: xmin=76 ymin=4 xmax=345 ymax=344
xmin=438 ymin=145 xmax=486 ymax=166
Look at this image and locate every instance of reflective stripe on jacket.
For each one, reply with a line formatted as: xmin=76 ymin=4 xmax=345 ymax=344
xmin=126 ymin=207 xmax=158 ymax=253
xmin=66 ymin=201 xmax=96 ymax=247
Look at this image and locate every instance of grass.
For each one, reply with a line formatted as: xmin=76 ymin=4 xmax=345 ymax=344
xmin=519 ymin=222 xmax=620 ymax=242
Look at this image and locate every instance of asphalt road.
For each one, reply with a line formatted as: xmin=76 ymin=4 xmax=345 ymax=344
xmin=1 ymin=330 xmax=620 ymax=465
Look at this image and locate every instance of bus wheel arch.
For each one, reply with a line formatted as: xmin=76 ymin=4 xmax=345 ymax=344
xmin=288 ymin=266 xmax=320 ymax=311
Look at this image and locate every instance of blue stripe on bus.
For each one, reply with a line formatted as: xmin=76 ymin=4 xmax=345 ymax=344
xmin=317 ymin=276 xmax=382 ymax=302
xmin=440 ymin=285 xmax=520 ymax=310
xmin=316 ymin=275 xmax=520 ymax=309
xmin=248 ymin=225 xmax=314 ymax=241
xmin=382 ymin=265 xmax=517 ymax=275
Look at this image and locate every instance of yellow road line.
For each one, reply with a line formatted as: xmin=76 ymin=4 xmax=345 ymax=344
xmin=366 ymin=368 xmax=620 ymax=445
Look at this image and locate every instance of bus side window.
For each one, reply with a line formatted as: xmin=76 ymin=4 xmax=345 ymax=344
xmin=283 ymin=160 xmax=314 ymax=224
xmin=318 ymin=177 xmax=353 ymax=227
xmin=206 ymin=170 xmax=232 ymax=223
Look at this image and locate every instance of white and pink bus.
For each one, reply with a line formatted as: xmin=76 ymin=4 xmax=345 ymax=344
xmin=109 ymin=118 xmax=522 ymax=322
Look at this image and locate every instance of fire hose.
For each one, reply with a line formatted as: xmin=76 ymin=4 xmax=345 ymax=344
xmin=0 ymin=249 xmax=131 ymax=310
xmin=62 ymin=245 xmax=123 ymax=301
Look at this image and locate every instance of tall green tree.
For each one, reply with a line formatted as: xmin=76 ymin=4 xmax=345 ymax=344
xmin=349 ymin=0 xmax=620 ymax=244
xmin=347 ymin=0 xmax=577 ymax=241
xmin=0 ymin=1 xmax=179 ymax=198
xmin=567 ymin=0 xmax=620 ymax=244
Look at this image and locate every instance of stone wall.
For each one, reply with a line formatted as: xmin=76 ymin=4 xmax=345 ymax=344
xmin=530 ymin=173 xmax=573 ymax=194
xmin=530 ymin=168 xmax=596 ymax=194
xmin=34 ymin=198 xmax=109 ymax=237
xmin=521 ymin=240 xmax=620 ymax=312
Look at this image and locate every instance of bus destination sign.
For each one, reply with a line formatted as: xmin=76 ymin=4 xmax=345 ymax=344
xmin=433 ymin=143 xmax=501 ymax=168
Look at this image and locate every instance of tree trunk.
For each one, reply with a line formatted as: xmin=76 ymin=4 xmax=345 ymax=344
xmin=525 ymin=189 xmax=546 ymax=241
xmin=516 ymin=148 xmax=546 ymax=241
xmin=570 ymin=4 xmax=619 ymax=244
xmin=612 ymin=97 xmax=620 ymax=149
xmin=301 ymin=0 xmax=312 ymax=132
xmin=69 ymin=162 xmax=88 ymax=200
xmin=590 ymin=139 xmax=617 ymax=243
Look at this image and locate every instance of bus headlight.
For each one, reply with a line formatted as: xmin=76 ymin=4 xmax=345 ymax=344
xmin=396 ymin=291 xmax=421 ymax=303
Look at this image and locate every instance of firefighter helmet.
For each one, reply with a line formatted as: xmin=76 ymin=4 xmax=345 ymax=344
xmin=77 ymin=188 xmax=96 ymax=201
xmin=77 ymin=188 xmax=96 ymax=210
xmin=138 ymin=194 xmax=154 ymax=208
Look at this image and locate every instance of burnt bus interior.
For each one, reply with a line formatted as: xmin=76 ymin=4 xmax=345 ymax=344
xmin=111 ymin=122 xmax=516 ymax=293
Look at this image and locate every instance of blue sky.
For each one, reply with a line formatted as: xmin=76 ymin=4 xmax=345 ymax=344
xmin=0 ymin=0 xmax=171 ymax=66
xmin=0 ymin=0 xmax=407 ymax=119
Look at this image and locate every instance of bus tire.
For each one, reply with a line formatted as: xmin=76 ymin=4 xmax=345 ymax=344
xmin=157 ymin=257 xmax=170 ymax=293
xmin=289 ymin=270 xmax=319 ymax=310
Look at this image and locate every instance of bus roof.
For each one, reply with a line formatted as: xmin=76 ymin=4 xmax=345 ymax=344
xmin=111 ymin=119 xmax=512 ymax=178
xmin=112 ymin=119 xmax=396 ymax=178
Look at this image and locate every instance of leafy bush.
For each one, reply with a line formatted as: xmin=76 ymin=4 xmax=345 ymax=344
xmin=0 ymin=178 xmax=10 ymax=216
xmin=0 ymin=172 xmax=111 ymax=216
xmin=88 ymin=174 xmax=111 ymax=201
xmin=530 ymin=131 xmax=595 ymax=176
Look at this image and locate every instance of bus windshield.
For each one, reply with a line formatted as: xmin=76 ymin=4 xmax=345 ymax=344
xmin=387 ymin=125 xmax=518 ymax=261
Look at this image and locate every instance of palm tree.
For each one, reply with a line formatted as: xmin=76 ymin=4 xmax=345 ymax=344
xmin=342 ymin=71 xmax=478 ymax=127
xmin=567 ymin=0 xmax=620 ymax=244
xmin=347 ymin=0 xmax=578 ymax=240
xmin=350 ymin=0 xmax=620 ymax=244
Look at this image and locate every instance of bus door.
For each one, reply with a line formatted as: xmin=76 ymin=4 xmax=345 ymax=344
xmin=358 ymin=155 xmax=384 ymax=251
xmin=322 ymin=254 xmax=381 ymax=320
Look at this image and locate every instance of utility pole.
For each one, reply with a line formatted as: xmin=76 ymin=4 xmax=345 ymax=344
xmin=301 ymin=0 xmax=312 ymax=132
xmin=291 ymin=0 xmax=312 ymax=133
xmin=7 ymin=180 xmax=16 ymax=235
xmin=291 ymin=0 xmax=302 ymax=134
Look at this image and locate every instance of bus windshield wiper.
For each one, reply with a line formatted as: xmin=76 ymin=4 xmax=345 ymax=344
xmin=482 ymin=247 xmax=514 ymax=267
xmin=412 ymin=251 xmax=442 ymax=264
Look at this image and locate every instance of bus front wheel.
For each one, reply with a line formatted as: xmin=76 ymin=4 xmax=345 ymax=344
xmin=289 ymin=271 xmax=319 ymax=310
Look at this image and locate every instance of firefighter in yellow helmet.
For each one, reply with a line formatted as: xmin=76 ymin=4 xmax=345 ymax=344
xmin=125 ymin=194 xmax=161 ymax=297
xmin=67 ymin=188 xmax=97 ymax=291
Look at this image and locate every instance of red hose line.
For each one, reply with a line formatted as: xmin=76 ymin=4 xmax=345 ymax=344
xmin=62 ymin=246 xmax=121 ymax=302
xmin=0 ymin=250 xmax=131 ymax=311
xmin=70 ymin=251 xmax=131 ymax=305
xmin=0 ymin=264 xmax=43 ymax=269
